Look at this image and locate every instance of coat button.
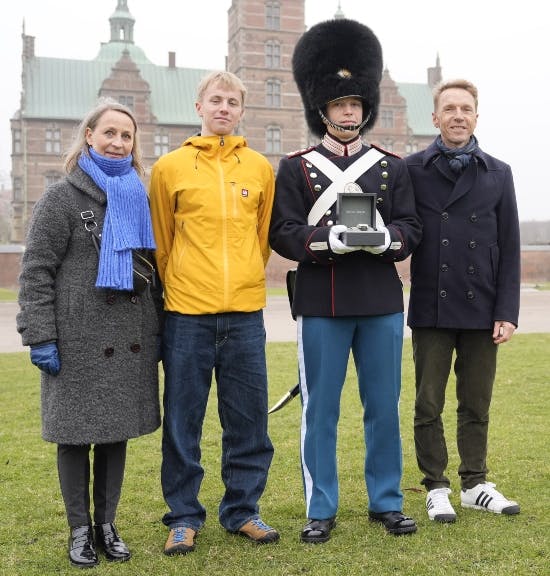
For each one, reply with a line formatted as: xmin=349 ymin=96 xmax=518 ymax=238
xmin=441 ymin=238 xmax=449 ymax=246
xmin=381 ymin=171 xmax=389 ymax=179
xmin=130 ymin=343 xmax=141 ymax=353
xmin=469 ymin=240 xmax=477 ymax=249
xmin=314 ymin=184 xmax=322 ymax=191
xmin=106 ymin=294 xmax=116 ymax=305
xmin=325 ymin=209 xmax=332 ymax=215
xmin=130 ymin=295 xmax=138 ymax=304
xmin=380 ymin=160 xmax=388 ymax=168
xmin=466 ymin=290 xmax=475 ymax=299
xmin=470 ymin=214 xmax=478 ymax=222
xmin=441 ymin=212 xmax=449 ymax=220
xmin=380 ymin=184 xmax=387 ymax=191
xmin=327 ymin=220 xmax=334 ymax=226
xmin=310 ymin=172 xmax=318 ymax=178
xmin=104 ymin=347 xmax=114 ymax=357
xmin=467 ymin=265 xmax=475 ymax=274
xmin=440 ymin=290 xmax=447 ymax=298
xmin=306 ymin=162 xmax=312 ymax=168
xmin=441 ymin=263 xmax=449 ymax=272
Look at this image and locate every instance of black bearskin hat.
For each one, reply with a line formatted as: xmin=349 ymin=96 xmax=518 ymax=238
xmin=292 ymin=19 xmax=383 ymax=138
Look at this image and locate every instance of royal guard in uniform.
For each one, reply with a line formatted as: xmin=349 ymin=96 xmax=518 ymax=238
xmin=269 ymin=18 xmax=422 ymax=543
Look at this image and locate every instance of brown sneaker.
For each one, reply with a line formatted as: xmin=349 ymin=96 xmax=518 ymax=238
xmin=164 ymin=526 xmax=196 ymax=555
xmin=238 ymin=518 xmax=280 ymax=544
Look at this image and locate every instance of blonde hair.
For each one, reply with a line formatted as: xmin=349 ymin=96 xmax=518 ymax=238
xmin=63 ymin=98 xmax=144 ymax=175
xmin=196 ymin=71 xmax=247 ymax=106
xmin=433 ymin=79 xmax=479 ymax=112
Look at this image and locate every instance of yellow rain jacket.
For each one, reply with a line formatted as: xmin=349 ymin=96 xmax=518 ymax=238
xmin=149 ymin=134 xmax=275 ymax=314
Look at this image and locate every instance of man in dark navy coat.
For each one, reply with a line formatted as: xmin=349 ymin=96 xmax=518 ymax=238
xmin=269 ymin=19 xmax=422 ymax=543
xmin=406 ymin=79 xmax=521 ymax=523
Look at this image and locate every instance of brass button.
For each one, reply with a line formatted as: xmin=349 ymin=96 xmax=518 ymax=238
xmin=310 ymin=172 xmax=318 ymax=178
xmin=314 ymin=184 xmax=322 ymax=192
xmin=380 ymin=184 xmax=387 ymax=191
xmin=381 ymin=171 xmax=388 ymax=179
xmin=380 ymin=160 xmax=388 ymax=168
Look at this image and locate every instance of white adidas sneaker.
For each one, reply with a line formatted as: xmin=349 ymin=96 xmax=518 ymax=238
xmin=426 ymin=487 xmax=457 ymax=522
xmin=461 ymin=482 xmax=520 ymax=515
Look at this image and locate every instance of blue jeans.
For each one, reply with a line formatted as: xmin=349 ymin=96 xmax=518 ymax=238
xmin=161 ymin=310 xmax=274 ymax=532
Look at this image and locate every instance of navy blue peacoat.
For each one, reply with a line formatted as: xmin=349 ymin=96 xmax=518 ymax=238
xmin=406 ymin=140 xmax=520 ymax=329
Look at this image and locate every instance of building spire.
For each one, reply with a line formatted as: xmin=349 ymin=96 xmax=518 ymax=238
xmin=334 ymin=2 xmax=345 ymax=19
xmin=109 ymin=0 xmax=135 ymax=44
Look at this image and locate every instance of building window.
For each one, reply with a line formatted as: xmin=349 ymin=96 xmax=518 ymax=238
xmin=45 ymin=126 xmax=61 ymax=154
xmin=119 ymin=95 xmax=134 ymax=110
xmin=405 ymin=142 xmax=418 ymax=154
xmin=266 ymin=126 xmax=281 ymax=154
xmin=45 ymin=172 xmax=63 ymax=188
xmin=13 ymin=177 xmax=23 ymax=202
xmin=266 ymin=2 xmax=280 ymax=30
xmin=382 ymin=140 xmax=394 ymax=152
xmin=154 ymin=133 xmax=170 ymax=157
xmin=266 ymin=79 xmax=281 ymax=108
xmin=265 ymin=41 xmax=281 ymax=68
xmin=380 ymin=110 xmax=394 ymax=129
xmin=13 ymin=129 xmax=22 ymax=154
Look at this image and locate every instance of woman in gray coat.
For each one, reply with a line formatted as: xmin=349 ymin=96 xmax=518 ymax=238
xmin=17 ymin=99 xmax=162 ymax=568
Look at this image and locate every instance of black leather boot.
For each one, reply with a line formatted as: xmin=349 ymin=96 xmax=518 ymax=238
xmin=94 ymin=523 xmax=131 ymax=562
xmin=68 ymin=525 xmax=99 ymax=568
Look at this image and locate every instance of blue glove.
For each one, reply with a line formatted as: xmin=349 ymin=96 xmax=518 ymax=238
xmin=30 ymin=342 xmax=61 ymax=376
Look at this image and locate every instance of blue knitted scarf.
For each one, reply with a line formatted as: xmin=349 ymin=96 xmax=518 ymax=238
xmin=78 ymin=147 xmax=155 ymax=291
xmin=436 ymin=135 xmax=479 ymax=174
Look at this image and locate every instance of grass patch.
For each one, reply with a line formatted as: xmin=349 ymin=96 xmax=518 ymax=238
xmin=1 ymin=335 xmax=549 ymax=574
xmin=0 ymin=288 xmax=17 ymax=301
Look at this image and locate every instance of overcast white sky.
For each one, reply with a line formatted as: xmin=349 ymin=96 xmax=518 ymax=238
xmin=1 ymin=0 xmax=548 ymax=221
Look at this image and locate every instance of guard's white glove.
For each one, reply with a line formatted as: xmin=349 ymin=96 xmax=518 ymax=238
xmin=329 ymin=224 xmax=362 ymax=254
xmin=362 ymin=210 xmax=391 ymax=254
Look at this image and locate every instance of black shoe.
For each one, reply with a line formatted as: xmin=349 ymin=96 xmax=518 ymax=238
xmin=68 ymin=525 xmax=99 ymax=568
xmin=368 ymin=511 xmax=417 ymax=535
xmin=94 ymin=523 xmax=131 ymax=562
xmin=300 ymin=517 xmax=336 ymax=544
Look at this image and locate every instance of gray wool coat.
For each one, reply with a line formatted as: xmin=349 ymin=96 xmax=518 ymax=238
xmin=17 ymin=167 xmax=162 ymax=444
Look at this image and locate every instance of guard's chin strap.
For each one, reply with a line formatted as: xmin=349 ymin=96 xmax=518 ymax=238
xmin=318 ymin=109 xmax=371 ymax=133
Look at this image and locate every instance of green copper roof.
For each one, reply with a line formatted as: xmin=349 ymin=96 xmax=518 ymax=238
xmin=22 ymin=43 xmax=210 ymax=125
xmin=21 ymin=41 xmax=436 ymax=134
xmin=397 ymin=83 xmax=439 ymax=137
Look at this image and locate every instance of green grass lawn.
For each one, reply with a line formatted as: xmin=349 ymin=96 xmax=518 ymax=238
xmin=1 ymin=336 xmax=549 ymax=575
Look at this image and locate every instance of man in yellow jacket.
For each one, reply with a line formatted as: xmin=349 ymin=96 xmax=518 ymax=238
xmin=150 ymin=71 xmax=278 ymax=555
